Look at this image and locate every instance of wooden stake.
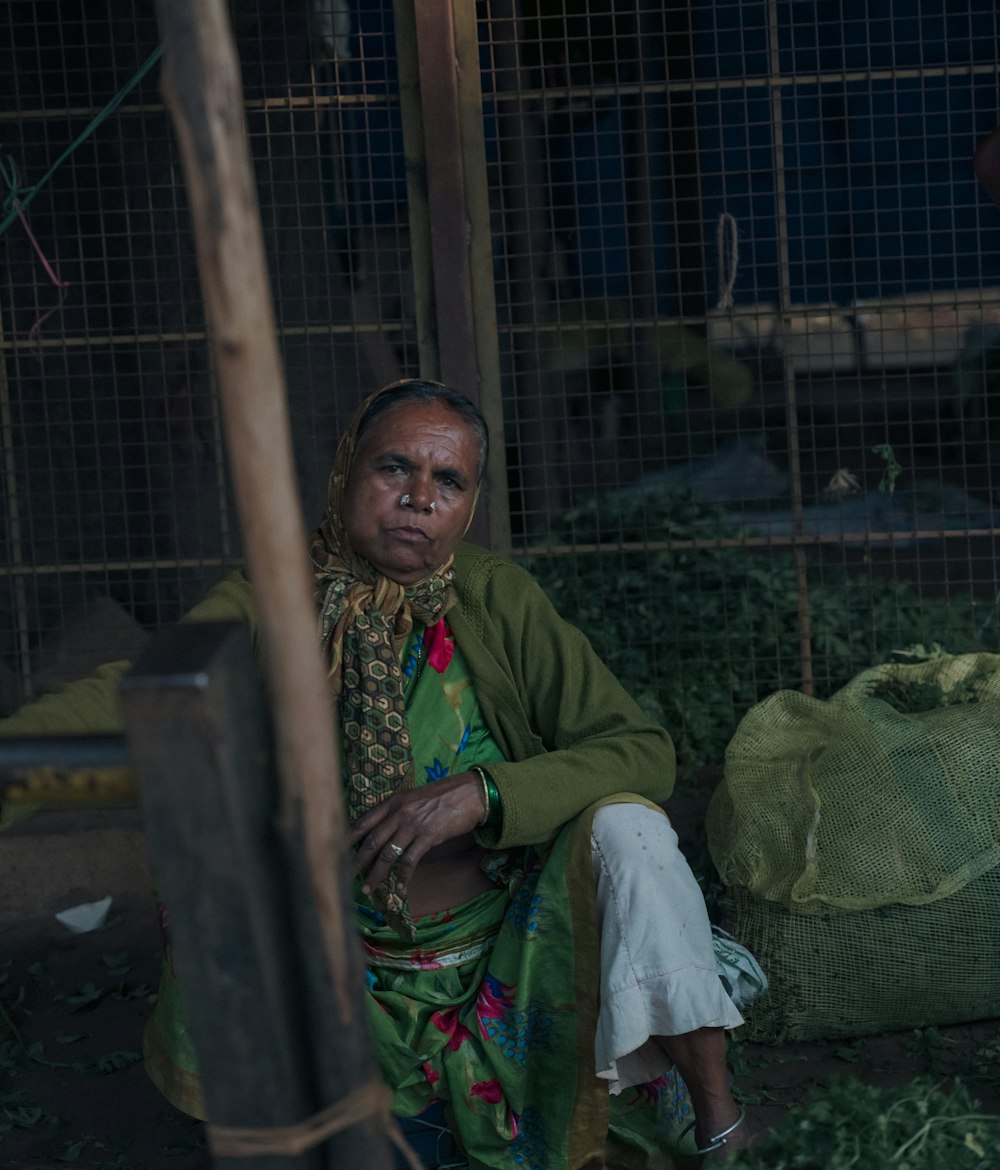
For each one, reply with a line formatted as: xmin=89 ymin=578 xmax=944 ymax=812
xmin=151 ymin=6 xmax=395 ymax=1166
xmin=154 ymin=0 xmax=353 ymax=1020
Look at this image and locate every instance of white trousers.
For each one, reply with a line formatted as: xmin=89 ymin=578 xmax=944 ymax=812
xmin=590 ymin=803 xmax=745 ymax=1094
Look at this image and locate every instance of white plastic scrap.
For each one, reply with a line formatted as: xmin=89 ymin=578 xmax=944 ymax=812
xmin=55 ymin=895 xmax=113 ymax=934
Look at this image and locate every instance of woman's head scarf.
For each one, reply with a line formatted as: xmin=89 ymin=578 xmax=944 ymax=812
xmin=310 ymin=380 xmax=472 ymax=938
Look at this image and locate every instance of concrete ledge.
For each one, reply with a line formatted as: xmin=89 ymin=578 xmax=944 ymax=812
xmin=706 ymin=286 xmax=1000 ymax=372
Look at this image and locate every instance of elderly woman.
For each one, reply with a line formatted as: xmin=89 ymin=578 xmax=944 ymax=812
xmin=2 ymin=379 xmax=754 ymax=1167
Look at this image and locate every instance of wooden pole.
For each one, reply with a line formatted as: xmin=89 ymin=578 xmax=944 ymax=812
xmin=152 ymin=3 xmax=393 ymax=1165
xmin=154 ymin=0 xmax=351 ymax=1010
xmin=393 ymin=0 xmax=511 ymax=553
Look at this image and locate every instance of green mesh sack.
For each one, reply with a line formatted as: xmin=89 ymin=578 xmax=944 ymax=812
xmin=706 ymin=652 xmax=1000 ymax=1042
xmin=721 ymin=872 xmax=1000 ymax=1042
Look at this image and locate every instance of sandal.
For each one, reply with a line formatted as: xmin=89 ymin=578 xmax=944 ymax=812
xmin=680 ymin=1106 xmax=746 ymax=1156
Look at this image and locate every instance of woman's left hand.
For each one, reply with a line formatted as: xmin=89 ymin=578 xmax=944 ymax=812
xmin=349 ymin=771 xmax=488 ymax=895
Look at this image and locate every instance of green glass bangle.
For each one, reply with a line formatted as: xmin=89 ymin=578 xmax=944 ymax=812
xmin=472 ymin=766 xmax=503 ymax=836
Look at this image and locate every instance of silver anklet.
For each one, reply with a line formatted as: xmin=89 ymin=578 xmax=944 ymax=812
xmin=681 ymin=1106 xmax=746 ymax=1155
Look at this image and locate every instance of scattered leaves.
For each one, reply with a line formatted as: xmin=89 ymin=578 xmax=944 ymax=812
xmin=51 ymin=1135 xmax=138 ymax=1167
xmin=100 ymin=952 xmax=132 ymax=978
xmin=60 ymin=982 xmax=105 ymax=1012
xmin=110 ymin=982 xmax=154 ymax=1002
xmin=0 ymin=1039 xmax=21 ymax=1077
xmin=54 ymin=1031 xmax=88 ymax=1045
xmin=725 ymin=1075 xmax=1000 ymax=1169
xmin=0 ymin=1089 xmax=59 ymax=1132
xmin=71 ymin=1049 xmax=143 ymax=1076
xmin=27 ymin=961 xmax=51 ymax=989
xmin=93 ymin=1049 xmax=142 ymax=1074
xmin=55 ymin=1135 xmax=94 ymax=1162
xmin=162 ymin=1134 xmax=208 ymax=1156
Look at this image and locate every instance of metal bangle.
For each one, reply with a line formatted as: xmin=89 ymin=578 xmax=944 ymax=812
xmin=471 ymin=765 xmax=502 ymax=835
xmin=473 ymin=765 xmax=491 ymax=826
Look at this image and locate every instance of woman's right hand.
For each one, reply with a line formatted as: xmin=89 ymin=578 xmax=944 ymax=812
xmin=349 ymin=771 xmax=488 ymax=896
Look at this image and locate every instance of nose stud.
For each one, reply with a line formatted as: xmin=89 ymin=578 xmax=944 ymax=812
xmin=399 ymin=493 xmax=435 ymax=512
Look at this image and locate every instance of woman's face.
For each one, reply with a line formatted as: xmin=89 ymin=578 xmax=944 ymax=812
xmin=342 ymin=400 xmax=481 ymax=584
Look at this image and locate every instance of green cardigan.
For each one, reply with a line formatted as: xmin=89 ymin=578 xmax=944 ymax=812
xmin=0 ymin=545 xmax=675 ymax=845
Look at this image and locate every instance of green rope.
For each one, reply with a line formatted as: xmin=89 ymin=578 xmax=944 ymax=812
xmin=0 ymin=43 xmax=164 ymax=238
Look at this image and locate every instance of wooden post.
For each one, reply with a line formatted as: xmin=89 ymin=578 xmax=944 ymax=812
xmin=122 ymin=624 xmax=391 ymax=1169
xmin=150 ymin=1 xmax=394 ymax=1165
xmin=393 ymin=0 xmax=511 ymax=554
xmin=122 ymin=623 xmax=325 ymax=1170
xmin=153 ymin=0 xmax=351 ymax=1020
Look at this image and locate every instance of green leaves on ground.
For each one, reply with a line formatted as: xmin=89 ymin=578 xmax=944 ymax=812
xmin=162 ymin=1134 xmax=208 ymax=1157
xmin=725 ymin=1075 xmax=1000 ymax=1169
xmin=55 ymin=1030 xmax=88 ymax=1045
xmin=100 ymin=952 xmax=132 ymax=978
xmin=82 ymin=1049 xmax=142 ymax=1075
xmin=53 ymin=1134 xmax=140 ymax=1167
xmin=0 ymin=1089 xmax=59 ymax=1133
xmin=60 ymin=981 xmax=105 ymax=1011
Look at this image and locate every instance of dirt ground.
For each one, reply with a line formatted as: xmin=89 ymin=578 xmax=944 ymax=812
xmin=2 ymin=787 xmax=999 ymax=1170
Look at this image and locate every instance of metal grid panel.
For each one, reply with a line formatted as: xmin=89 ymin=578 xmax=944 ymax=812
xmin=0 ymin=2 xmax=416 ymax=708
xmin=480 ymin=0 xmax=1000 ymax=765
xmin=3 ymin=0 xmax=1000 ymax=772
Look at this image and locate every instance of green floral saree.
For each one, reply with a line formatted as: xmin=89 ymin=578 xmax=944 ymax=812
xmin=144 ymin=618 xmax=696 ymax=1169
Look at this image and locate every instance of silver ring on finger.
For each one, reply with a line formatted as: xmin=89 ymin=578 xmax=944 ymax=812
xmin=387 ymin=842 xmax=404 ymax=858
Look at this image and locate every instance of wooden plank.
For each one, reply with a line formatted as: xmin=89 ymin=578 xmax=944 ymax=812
xmin=122 ymin=622 xmax=324 ymax=1170
xmin=150 ymin=1 xmax=394 ymax=1164
xmin=397 ymin=0 xmax=511 ymax=552
xmin=154 ymin=0 xmax=353 ymax=1034
xmin=122 ymin=622 xmax=391 ymax=1170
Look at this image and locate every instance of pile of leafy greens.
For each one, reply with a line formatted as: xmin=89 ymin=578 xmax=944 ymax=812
xmin=522 ymin=485 xmax=993 ymax=768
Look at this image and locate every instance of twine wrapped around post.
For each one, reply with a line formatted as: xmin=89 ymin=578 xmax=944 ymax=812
xmin=207 ymin=1079 xmax=423 ymax=1168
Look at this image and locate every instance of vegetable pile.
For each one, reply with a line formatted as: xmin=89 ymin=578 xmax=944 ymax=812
xmin=523 ymin=485 xmax=994 ymax=767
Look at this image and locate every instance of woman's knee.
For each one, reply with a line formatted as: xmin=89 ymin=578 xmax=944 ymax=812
xmin=591 ymin=800 xmax=681 ymax=861
xmin=590 ymin=800 xmax=706 ymax=903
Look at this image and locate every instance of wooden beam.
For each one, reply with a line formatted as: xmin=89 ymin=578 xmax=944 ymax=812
xmin=154 ymin=0 xmax=352 ymax=1019
xmin=122 ymin=622 xmax=392 ymax=1170
xmin=122 ymin=623 xmax=325 ymax=1170
xmin=395 ymin=0 xmax=511 ymax=553
xmin=150 ymin=2 xmax=394 ymax=1164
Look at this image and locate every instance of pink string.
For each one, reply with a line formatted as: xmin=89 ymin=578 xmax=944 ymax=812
xmin=15 ymin=202 xmax=71 ymax=343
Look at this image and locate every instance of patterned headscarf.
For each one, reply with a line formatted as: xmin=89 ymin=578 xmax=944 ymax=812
xmin=310 ymin=382 xmax=465 ymax=938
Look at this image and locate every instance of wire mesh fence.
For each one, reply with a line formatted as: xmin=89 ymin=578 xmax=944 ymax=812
xmin=2 ymin=0 xmax=999 ymax=769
